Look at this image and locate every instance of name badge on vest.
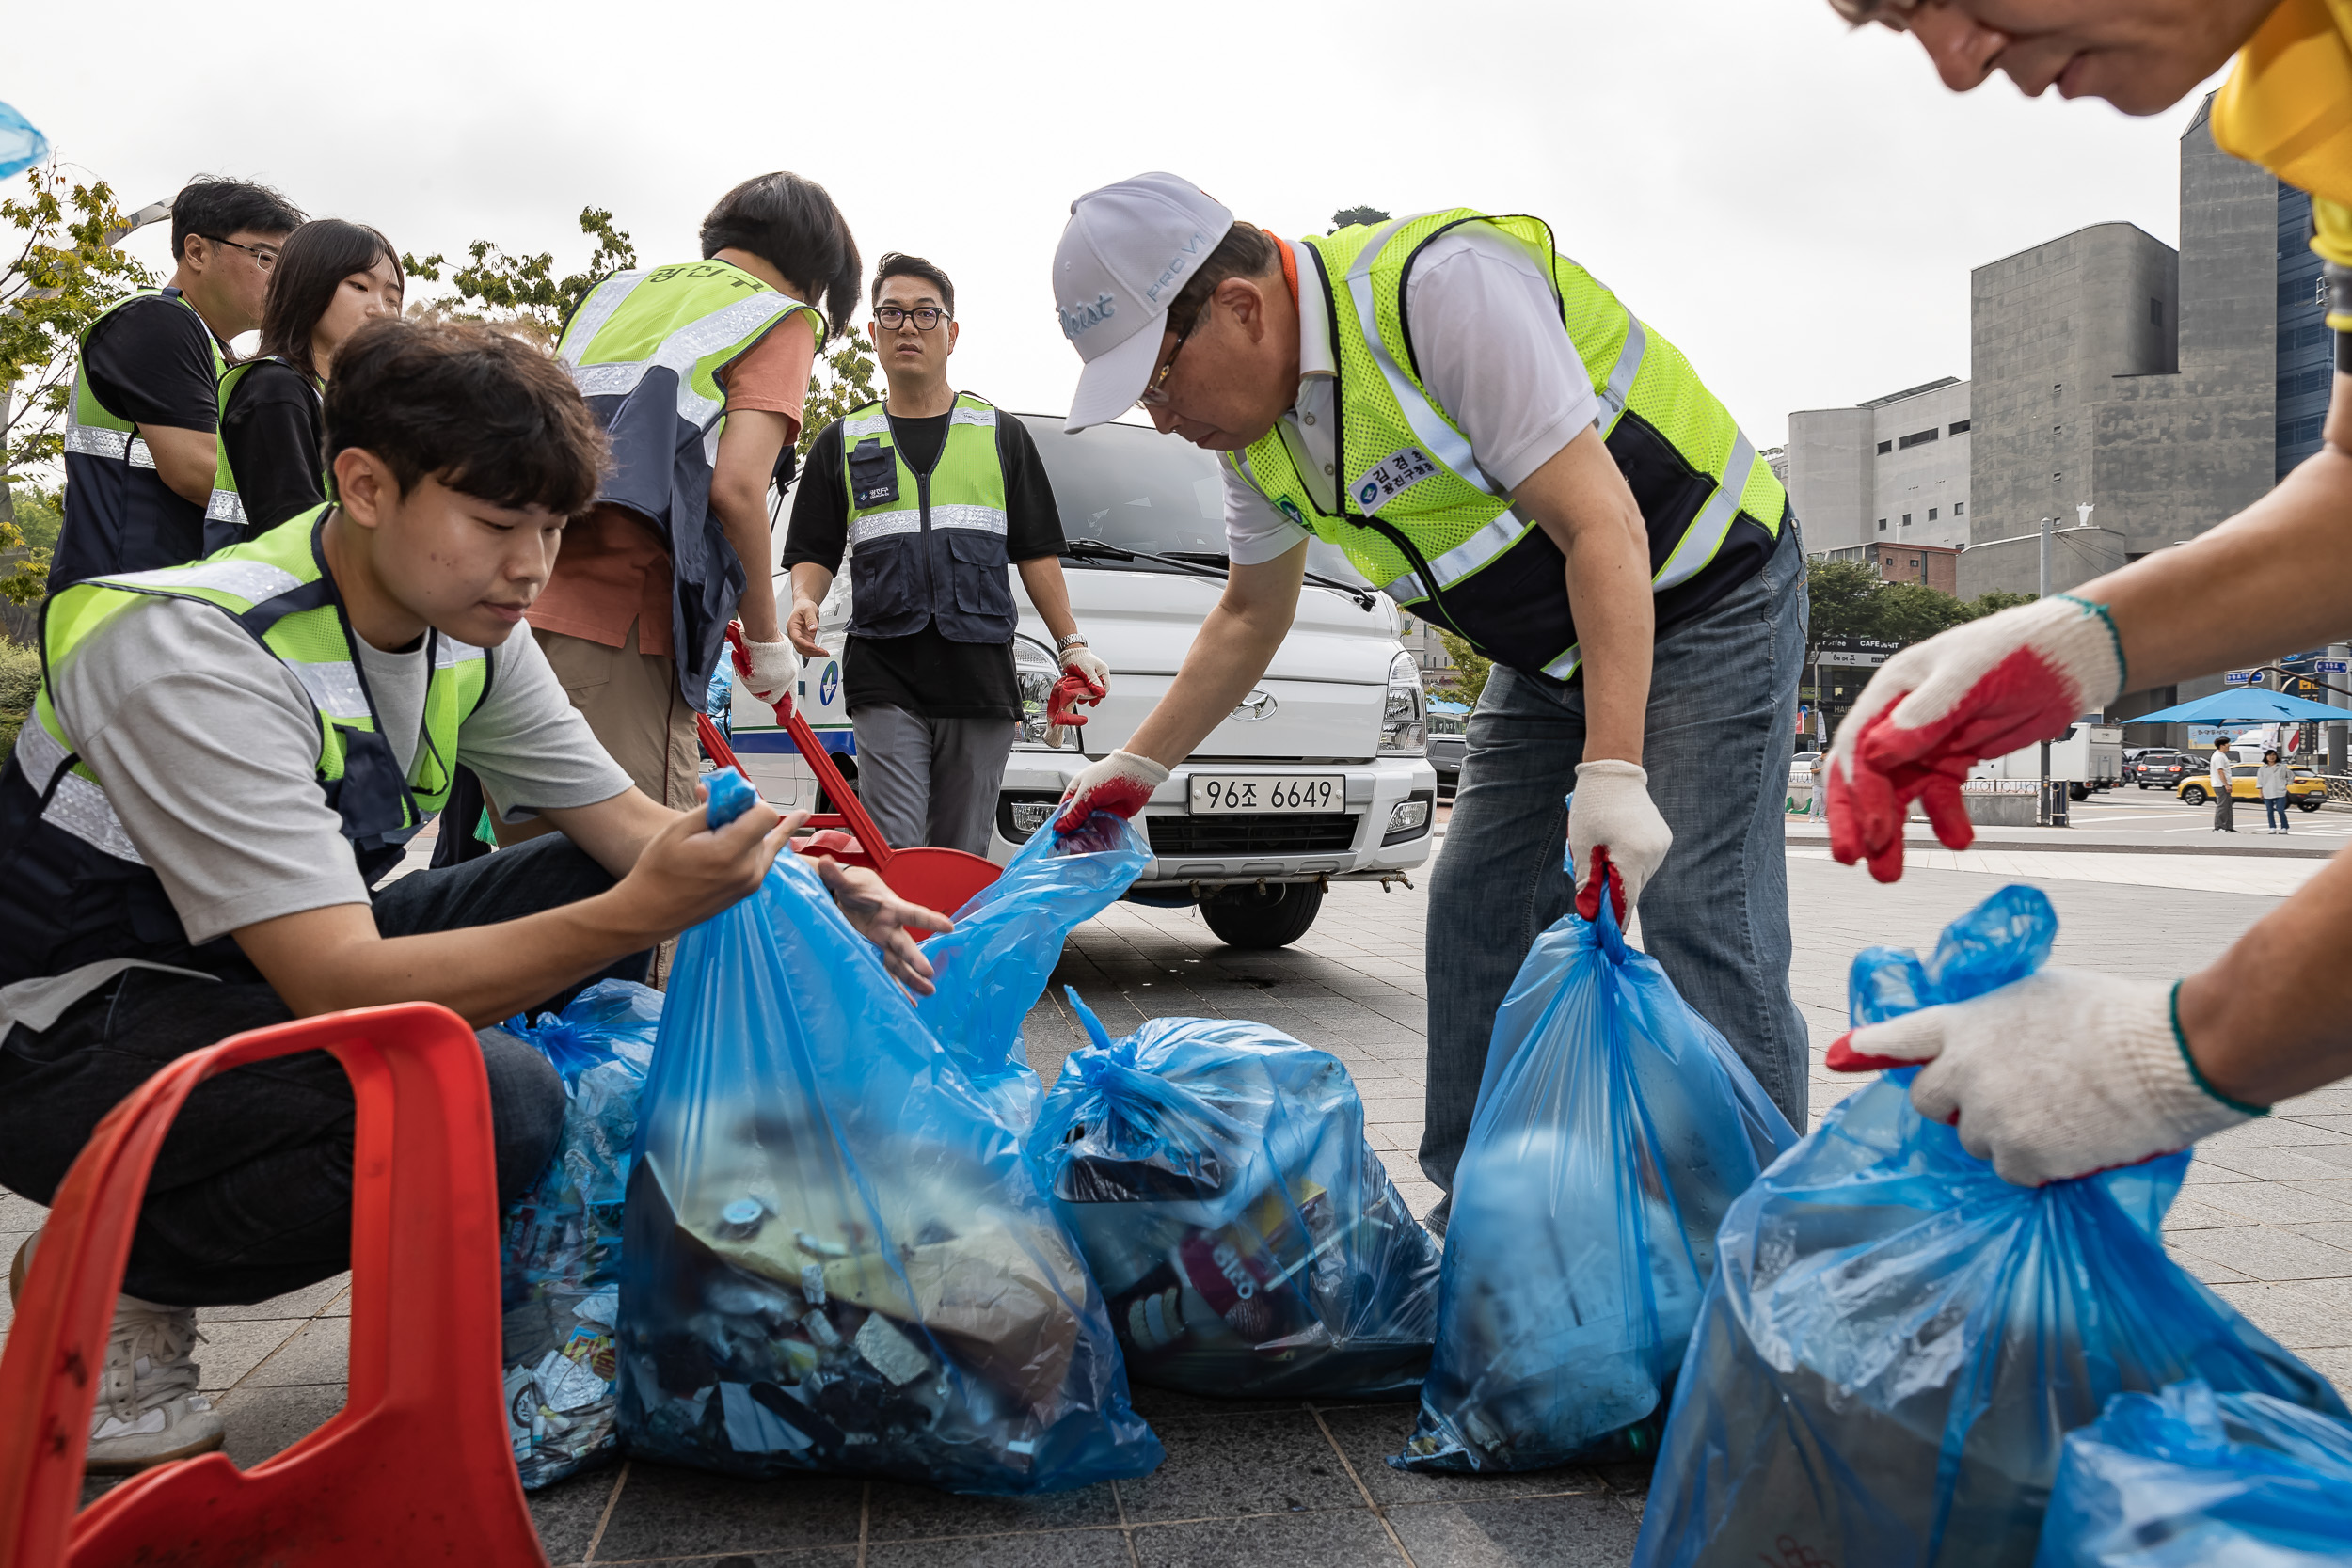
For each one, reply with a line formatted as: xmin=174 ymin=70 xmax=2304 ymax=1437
xmin=1353 ymin=446 xmax=1440 ymax=513
xmin=848 ymin=437 xmax=899 ymax=507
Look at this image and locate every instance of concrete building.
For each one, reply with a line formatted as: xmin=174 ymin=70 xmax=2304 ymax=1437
xmin=1816 ymin=540 xmax=1960 ymax=594
xmin=1786 ymin=377 xmax=1972 ymax=555
xmin=1958 ymin=97 xmax=2272 ymax=608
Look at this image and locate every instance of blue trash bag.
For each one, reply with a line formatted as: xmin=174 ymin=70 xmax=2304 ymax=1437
xmin=2034 ymin=1379 xmax=2352 ymax=1567
xmin=0 ymin=103 xmax=48 ymax=182
xmin=913 ymin=811 xmax=1150 ymax=1125
xmin=1395 ymin=878 xmax=1799 ymax=1472
xmin=617 ymin=771 xmax=1161 ymax=1494
xmin=1634 ymin=884 xmax=2348 ymax=1568
xmin=1025 ymin=990 xmax=1440 ymax=1399
xmin=499 ymin=978 xmax=661 ymax=1488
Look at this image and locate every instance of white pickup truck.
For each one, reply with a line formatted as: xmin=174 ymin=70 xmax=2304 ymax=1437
xmin=726 ymin=413 xmax=1438 ymax=948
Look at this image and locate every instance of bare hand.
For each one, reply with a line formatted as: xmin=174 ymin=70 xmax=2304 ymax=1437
xmin=814 ymin=859 xmax=953 ymax=994
xmin=787 ymin=597 xmax=831 ymax=659
xmin=610 ymin=788 xmax=791 ymax=942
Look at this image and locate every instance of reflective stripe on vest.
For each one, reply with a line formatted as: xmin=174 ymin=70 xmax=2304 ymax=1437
xmin=837 ymin=393 xmax=1016 ymax=643
xmin=561 ymin=262 xmax=816 ymax=445
xmin=206 ymin=356 xmax=321 ymax=536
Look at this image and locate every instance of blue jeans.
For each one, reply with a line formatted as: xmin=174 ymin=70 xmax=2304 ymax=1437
xmin=1420 ymin=523 xmax=1811 ymax=1194
xmin=2265 ymin=796 xmax=2292 ymax=829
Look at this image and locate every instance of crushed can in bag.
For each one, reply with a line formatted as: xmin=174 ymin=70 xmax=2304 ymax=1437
xmin=498 ymin=978 xmax=661 ymax=1488
xmin=1025 ymin=991 xmax=1442 ymax=1400
xmin=1395 ymin=870 xmax=1798 ymax=1473
xmin=617 ymin=774 xmax=1161 ymax=1494
xmin=913 ymin=811 xmax=1148 ymax=1127
xmin=2033 ymin=1379 xmax=2352 ymax=1567
xmin=1634 ymin=884 xmax=2349 ymax=1568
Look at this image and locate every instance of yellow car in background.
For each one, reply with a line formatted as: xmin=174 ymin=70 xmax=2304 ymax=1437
xmin=2179 ymin=765 xmax=2327 ymax=812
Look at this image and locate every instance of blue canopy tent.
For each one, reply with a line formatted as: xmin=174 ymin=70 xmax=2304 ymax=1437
xmin=2122 ymin=689 xmax=2346 ymax=724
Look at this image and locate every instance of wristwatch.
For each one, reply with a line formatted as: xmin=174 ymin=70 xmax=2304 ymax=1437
xmin=1057 ymin=633 xmax=1089 ymax=651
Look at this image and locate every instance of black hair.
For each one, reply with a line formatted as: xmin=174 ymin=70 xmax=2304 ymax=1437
xmin=1165 ymin=221 xmax=1278 ymax=339
xmin=256 ymin=220 xmax=404 ymax=380
xmin=170 ymin=176 xmax=305 ymax=262
xmin=700 ymin=172 xmax=860 ymax=342
xmin=325 ymin=318 xmax=608 ymax=515
xmin=870 ymin=252 xmax=955 ymax=317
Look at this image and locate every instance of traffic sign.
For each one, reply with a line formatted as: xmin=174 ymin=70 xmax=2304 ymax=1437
xmin=2224 ymin=670 xmax=2257 ymax=685
xmin=2319 ymin=659 xmax=2348 ymax=673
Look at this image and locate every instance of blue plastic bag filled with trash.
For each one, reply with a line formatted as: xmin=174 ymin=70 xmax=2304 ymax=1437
xmin=1025 ymin=991 xmax=1442 ymax=1399
xmin=499 ymin=978 xmax=661 ymax=1488
xmin=617 ymin=771 xmax=1161 ymax=1494
xmin=914 ymin=811 xmax=1149 ymax=1125
xmin=1633 ymin=885 xmax=2348 ymax=1568
xmin=2033 ymin=1380 xmax=2352 ymax=1567
xmin=1395 ymin=875 xmax=1798 ymax=1473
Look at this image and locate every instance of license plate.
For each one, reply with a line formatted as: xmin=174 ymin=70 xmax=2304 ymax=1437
xmin=1187 ymin=773 xmax=1343 ymax=814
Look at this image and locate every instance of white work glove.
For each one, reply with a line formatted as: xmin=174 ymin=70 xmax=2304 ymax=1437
xmin=738 ymin=634 xmax=801 ymax=716
xmin=1062 ymin=644 xmax=1109 ymax=692
xmin=1567 ymin=760 xmax=1671 ymax=926
xmin=1830 ymin=969 xmax=2259 ymax=1187
xmin=1829 ymin=596 xmax=2124 ymax=883
xmin=1044 ymin=643 xmax=1112 ymax=746
xmin=1055 ymin=749 xmax=1168 ymax=833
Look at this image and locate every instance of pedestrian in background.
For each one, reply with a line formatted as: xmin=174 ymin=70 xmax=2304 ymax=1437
xmin=2211 ymin=739 xmax=2237 ymax=833
xmin=1809 ymin=752 xmax=1828 ymax=820
xmin=51 ymin=177 xmax=305 ymax=588
xmin=2259 ymin=746 xmax=2291 ymax=832
xmin=212 ymin=219 xmax=405 ymax=535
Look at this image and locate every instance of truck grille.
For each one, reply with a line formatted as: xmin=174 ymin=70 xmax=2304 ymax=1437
xmin=1147 ymin=814 xmax=1360 ymax=855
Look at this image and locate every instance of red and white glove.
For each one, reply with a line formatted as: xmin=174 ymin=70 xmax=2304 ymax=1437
xmin=1046 ymin=646 xmax=1110 ymax=730
xmin=1567 ymin=760 xmax=1672 ymax=925
xmin=1055 ymin=749 xmax=1168 ymax=833
xmin=1828 ymin=596 xmax=2124 ymax=882
xmin=1825 ymin=969 xmax=2257 ymax=1186
xmin=736 ymin=631 xmax=801 ymax=718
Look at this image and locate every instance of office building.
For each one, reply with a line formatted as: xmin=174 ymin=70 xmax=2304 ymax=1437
xmin=1786 ymin=377 xmax=1972 ymax=555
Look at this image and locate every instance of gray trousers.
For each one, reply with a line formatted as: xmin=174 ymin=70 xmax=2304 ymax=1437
xmin=1421 ymin=522 xmax=1811 ymax=1196
xmin=850 ymin=705 xmax=1018 ymax=856
xmin=2214 ymin=784 xmax=2236 ymax=831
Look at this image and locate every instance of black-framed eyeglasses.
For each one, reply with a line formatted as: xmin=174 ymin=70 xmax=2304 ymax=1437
xmin=874 ymin=305 xmax=948 ymax=330
xmin=1135 ymin=325 xmax=1190 ymax=411
xmin=200 ymin=234 xmax=279 ymax=270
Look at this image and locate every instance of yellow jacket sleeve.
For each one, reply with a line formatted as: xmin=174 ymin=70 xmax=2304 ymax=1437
xmin=2214 ymin=0 xmax=2352 ymax=268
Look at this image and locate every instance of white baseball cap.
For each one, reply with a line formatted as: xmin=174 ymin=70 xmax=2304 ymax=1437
xmin=1054 ymin=172 xmax=1234 ymax=433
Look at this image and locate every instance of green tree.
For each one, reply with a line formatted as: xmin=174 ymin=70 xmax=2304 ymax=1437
xmin=403 ymin=206 xmax=638 ymax=348
xmin=1960 ymin=588 xmax=2038 ymax=620
xmin=1433 ymin=628 xmax=1491 ymax=707
xmin=799 ymin=333 xmax=877 ymax=455
xmin=1872 ymin=581 xmax=1972 ymax=644
xmin=1 ymin=163 xmax=158 ymax=601
xmin=1329 ymin=206 xmax=1390 ymax=232
xmin=1804 ymin=559 xmax=1885 ymax=665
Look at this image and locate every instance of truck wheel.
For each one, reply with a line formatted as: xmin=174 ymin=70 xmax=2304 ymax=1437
xmin=2183 ymin=786 xmax=2207 ymax=805
xmin=2069 ymin=784 xmax=2090 ymax=802
xmin=1201 ymin=882 xmax=1325 ymax=949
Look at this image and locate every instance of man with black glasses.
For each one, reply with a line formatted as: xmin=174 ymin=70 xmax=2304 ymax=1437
xmin=52 ymin=177 xmax=304 ymax=587
xmin=782 ymin=252 xmax=1105 ymax=855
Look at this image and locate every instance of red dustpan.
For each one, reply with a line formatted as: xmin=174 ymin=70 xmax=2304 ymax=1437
xmin=701 ymin=628 xmax=998 ymax=927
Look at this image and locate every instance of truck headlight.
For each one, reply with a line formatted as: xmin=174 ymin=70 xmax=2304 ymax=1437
xmin=1379 ymin=649 xmax=1426 ymax=754
xmin=1014 ymin=639 xmax=1064 ymax=747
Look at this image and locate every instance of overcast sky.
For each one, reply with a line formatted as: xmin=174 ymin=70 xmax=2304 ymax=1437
xmin=10 ymin=0 xmax=2226 ymax=448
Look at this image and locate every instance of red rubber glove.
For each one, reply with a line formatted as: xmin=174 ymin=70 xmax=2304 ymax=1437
xmin=1827 ymin=595 xmax=2124 ymax=882
xmin=1055 ymin=749 xmax=1168 ymax=833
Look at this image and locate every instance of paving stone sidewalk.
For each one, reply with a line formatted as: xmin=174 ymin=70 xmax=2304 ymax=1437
xmin=6 ymin=839 xmax=2347 ymax=1565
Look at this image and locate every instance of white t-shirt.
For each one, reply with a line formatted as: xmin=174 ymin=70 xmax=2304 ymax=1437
xmin=1221 ymin=224 xmax=1601 ymax=568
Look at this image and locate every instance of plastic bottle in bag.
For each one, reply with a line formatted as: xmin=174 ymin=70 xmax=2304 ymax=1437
xmin=1395 ymin=870 xmax=1797 ymax=1473
xmin=2033 ymin=1379 xmax=2352 ymax=1566
xmin=1026 ymin=992 xmax=1442 ymax=1400
xmin=1634 ymin=885 xmax=2350 ymax=1568
xmin=499 ymin=978 xmax=661 ymax=1488
xmin=912 ymin=811 xmax=1149 ymax=1127
xmin=616 ymin=774 xmax=1161 ymax=1494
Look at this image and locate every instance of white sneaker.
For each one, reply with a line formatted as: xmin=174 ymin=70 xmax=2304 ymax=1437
xmin=85 ymin=1294 xmax=227 ymax=1472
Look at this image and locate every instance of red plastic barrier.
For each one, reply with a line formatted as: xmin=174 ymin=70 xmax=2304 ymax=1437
xmin=0 ymin=1004 xmax=547 ymax=1567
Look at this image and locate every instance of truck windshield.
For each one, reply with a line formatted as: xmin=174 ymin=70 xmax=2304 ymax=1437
xmin=1017 ymin=413 xmax=1372 ymax=590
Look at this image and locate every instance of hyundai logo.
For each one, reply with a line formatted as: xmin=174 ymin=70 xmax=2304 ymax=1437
xmin=1232 ymin=689 xmax=1278 ymax=721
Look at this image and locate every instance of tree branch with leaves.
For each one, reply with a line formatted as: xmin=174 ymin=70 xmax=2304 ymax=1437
xmin=403 ymin=206 xmax=638 ymax=349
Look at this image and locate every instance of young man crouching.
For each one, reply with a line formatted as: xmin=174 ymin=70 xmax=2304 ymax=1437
xmin=0 ymin=318 xmax=946 ymax=1470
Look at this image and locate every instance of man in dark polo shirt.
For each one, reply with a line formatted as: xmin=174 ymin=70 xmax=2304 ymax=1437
xmin=782 ymin=252 xmax=1106 ymax=855
xmin=51 ymin=177 xmax=304 ymax=588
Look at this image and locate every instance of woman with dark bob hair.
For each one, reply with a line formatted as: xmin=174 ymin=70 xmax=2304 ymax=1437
xmin=214 ymin=218 xmax=404 ymax=532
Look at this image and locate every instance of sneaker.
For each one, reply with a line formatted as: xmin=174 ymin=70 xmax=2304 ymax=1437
xmin=85 ymin=1294 xmax=227 ymax=1472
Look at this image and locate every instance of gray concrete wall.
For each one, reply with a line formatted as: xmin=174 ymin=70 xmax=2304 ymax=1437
xmin=1872 ymin=380 xmax=1971 ymax=549
xmin=1788 ymin=405 xmax=1872 ymax=553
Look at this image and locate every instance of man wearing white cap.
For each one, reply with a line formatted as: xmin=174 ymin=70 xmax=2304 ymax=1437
xmin=1050 ymin=175 xmax=1810 ymax=1225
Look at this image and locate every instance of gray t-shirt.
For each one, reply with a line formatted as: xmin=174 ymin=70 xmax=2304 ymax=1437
xmin=14 ymin=594 xmax=632 ymax=1018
